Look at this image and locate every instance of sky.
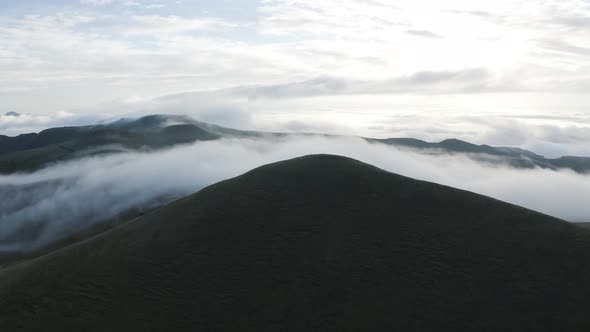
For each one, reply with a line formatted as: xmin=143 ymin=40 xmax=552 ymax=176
xmin=1 ymin=0 xmax=590 ymax=156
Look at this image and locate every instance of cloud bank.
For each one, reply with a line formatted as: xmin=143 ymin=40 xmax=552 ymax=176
xmin=5 ymin=88 xmax=590 ymax=159
xmin=1 ymin=136 xmax=590 ymax=254
xmin=0 ymin=111 xmax=116 ymax=137
xmin=3 ymin=0 xmax=590 ymax=115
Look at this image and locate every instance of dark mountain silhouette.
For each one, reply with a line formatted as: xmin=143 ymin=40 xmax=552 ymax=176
xmin=1 ymin=114 xmax=589 ymax=174
xmin=1 ymin=155 xmax=590 ymax=331
xmin=0 ymin=115 xmax=220 ymax=173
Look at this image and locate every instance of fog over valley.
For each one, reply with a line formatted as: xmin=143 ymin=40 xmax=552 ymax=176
xmin=2 ymin=134 xmax=589 ymax=254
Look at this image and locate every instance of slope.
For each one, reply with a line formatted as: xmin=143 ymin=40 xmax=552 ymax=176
xmin=1 ymin=155 xmax=590 ymax=331
xmin=0 ymin=115 xmax=221 ymax=173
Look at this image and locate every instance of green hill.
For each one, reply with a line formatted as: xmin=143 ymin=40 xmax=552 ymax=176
xmin=0 ymin=115 xmax=221 ymax=174
xmin=1 ymin=155 xmax=590 ymax=331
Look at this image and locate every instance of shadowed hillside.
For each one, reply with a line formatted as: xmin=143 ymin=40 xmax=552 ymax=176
xmin=0 ymin=115 xmax=222 ymax=174
xmin=1 ymin=155 xmax=590 ymax=331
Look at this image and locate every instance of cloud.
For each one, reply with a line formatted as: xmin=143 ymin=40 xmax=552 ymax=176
xmin=144 ymin=3 xmax=166 ymax=9
xmin=0 ymin=111 xmax=115 ymax=136
xmin=2 ymin=136 xmax=590 ymax=255
xmin=4 ymin=84 xmax=590 ymax=158
xmin=81 ymin=0 xmax=114 ymax=5
xmin=124 ymin=15 xmax=237 ymax=35
xmin=406 ymin=30 xmax=443 ymax=39
xmin=229 ymin=69 xmax=499 ymax=99
xmin=550 ymin=13 xmax=590 ymax=29
xmin=539 ymin=35 xmax=590 ymax=53
xmin=80 ymin=0 xmax=164 ymax=7
xmin=3 ymin=0 xmax=590 ymax=116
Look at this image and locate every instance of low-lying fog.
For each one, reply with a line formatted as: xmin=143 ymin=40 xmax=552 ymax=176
xmin=2 ymin=136 xmax=590 ymax=253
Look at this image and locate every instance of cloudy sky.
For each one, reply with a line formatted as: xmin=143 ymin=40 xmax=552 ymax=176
xmin=1 ymin=0 xmax=590 ymax=156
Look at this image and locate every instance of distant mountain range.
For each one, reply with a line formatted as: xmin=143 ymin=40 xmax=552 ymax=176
xmin=1 ymin=114 xmax=589 ymax=174
xmin=1 ymin=114 xmax=589 ymax=175
xmin=2 ymin=155 xmax=590 ymax=331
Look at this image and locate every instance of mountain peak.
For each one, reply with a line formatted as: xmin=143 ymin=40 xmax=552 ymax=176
xmin=2 ymin=155 xmax=590 ymax=331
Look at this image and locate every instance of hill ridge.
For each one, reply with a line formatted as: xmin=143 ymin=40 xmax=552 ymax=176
xmin=2 ymin=154 xmax=590 ymax=331
xmin=1 ymin=114 xmax=589 ymax=174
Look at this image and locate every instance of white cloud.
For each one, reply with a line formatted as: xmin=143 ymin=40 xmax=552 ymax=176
xmin=124 ymin=15 xmax=237 ymax=35
xmin=145 ymin=3 xmax=166 ymax=9
xmin=258 ymin=0 xmax=590 ymax=86
xmin=2 ymin=0 xmax=590 ymax=115
xmin=81 ymin=0 xmax=114 ymax=5
xmin=0 ymin=111 xmax=115 ymax=136
xmin=5 ymin=85 xmax=590 ymax=158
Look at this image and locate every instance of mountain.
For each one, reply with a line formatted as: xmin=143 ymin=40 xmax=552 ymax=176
xmin=0 ymin=115 xmax=221 ymax=174
xmin=1 ymin=155 xmax=590 ymax=331
xmin=1 ymin=114 xmax=589 ymax=174
xmin=375 ymin=137 xmax=590 ymax=172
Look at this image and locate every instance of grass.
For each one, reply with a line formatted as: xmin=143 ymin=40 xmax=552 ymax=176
xmin=1 ymin=154 xmax=590 ymax=331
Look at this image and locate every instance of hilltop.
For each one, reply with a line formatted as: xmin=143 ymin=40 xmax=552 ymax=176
xmin=1 ymin=155 xmax=590 ymax=331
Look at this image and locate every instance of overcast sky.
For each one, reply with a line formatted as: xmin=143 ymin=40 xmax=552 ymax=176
xmin=1 ymin=0 xmax=590 ymax=156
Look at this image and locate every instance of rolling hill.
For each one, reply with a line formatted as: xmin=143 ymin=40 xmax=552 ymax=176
xmin=1 ymin=155 xmax=590 ymax=331
xmin=0 ymin=115 xmax=221 ymax=174
xmin=1 ymin=114 xmax=589 ymax=174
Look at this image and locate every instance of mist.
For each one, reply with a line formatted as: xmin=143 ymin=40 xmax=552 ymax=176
xmin=2 ymin=136 xmax=590 ymax=254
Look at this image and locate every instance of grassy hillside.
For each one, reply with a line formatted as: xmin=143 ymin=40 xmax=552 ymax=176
xmin=1 ymin=155 xmax=590 ymax=331
xmin=0 ymin=115 xmax=221 ymax=174
xmin=374 ymin=137 xmax=590 ymax=173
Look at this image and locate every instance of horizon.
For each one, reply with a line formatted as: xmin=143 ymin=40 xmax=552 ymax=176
xmin=3 ymin=112 xmax=590 ymax=160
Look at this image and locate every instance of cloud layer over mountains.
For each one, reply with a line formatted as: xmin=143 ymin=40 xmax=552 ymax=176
xmin=4 ymin=90 xmax=590 ymax=159
xmin=2 ymin=136 xmax=590 ymax=254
